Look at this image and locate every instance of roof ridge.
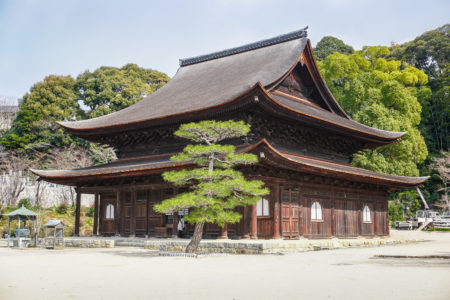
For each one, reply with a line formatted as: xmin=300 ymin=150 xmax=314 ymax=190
xmin=179 ymin=27 xmax=308 ymax=67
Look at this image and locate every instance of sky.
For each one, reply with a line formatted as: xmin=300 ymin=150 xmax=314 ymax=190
xmin=0 ymin=0 xmax=448 ymax=104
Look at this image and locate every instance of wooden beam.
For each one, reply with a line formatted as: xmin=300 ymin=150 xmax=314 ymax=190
xmin=74 ymin=188 xmax=81 ymax=236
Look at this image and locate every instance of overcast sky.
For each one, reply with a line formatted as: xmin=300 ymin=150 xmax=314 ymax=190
xmin=0 ymin=0 xmax=448 ymax=103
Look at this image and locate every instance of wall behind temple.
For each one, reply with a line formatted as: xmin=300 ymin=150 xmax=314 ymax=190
xmin=17 ymin=182 xmax=94 ymax=207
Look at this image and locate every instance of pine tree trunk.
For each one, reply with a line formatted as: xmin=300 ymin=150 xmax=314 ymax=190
xmin=186 ymin=221 xmax=204 ymax=253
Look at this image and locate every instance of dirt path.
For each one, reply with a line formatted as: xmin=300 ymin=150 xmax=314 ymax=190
xmin=0 ymin=231 xmax=449 ymax=300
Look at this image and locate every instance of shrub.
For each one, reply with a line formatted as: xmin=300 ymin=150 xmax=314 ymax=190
xmin=86 ymin=205 xmax=95 ymax=217
xmin=56 ymin=202 xmax=68 ymax=214
xmin=17 ymin=198 xmax=32 ymax=209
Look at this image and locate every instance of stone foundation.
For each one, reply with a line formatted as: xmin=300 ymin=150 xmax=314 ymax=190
xmin=63 ymin=236 xmax=424 ymax=254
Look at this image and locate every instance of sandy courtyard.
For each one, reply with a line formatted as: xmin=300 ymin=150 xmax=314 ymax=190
xmin=0 ymin=231 xmax=449 ymax=300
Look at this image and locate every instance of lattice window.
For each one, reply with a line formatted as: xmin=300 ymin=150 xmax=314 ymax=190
xmin=105 ymin=204 xmax=114 ymax=219
xmin=363 ymin=205 xmax=371 ymax=222
xmin=311 ymin=201 xmax=322 ymax=221
xmin=257 ymin=198 xmax=270 ymax=217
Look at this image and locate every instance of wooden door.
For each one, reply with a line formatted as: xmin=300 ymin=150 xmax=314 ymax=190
xmin=374 ymin=202 xmax=387 ymax=236
xmin=101 ymin=193 xmax=116 ymax=236
xmin=344 ymin=200 xmax=359 ymax=237
xmin=281 ymin=188 xmax=301 ymax=239
xmin=135 ymin=190 xmax=148 ymax=237
xmin=334 ymin=199 xmax=346 ymax=237
xmin=256 ymin=192 xmax=274 ymax=239
xmin=148 ymin=190 xmax=164 ymax=235
xmin=361 ymin=203 xmax=374 ymax=236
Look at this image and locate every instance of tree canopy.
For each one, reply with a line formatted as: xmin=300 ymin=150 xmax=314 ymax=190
xmin=76 ymin=63 xmax=170 ymax=118
xmin=155 ymin=120 xmax=269 ymax=253
xmin=1 ymin=75 xmax=81 ymax=151
xmin=313 ymin=36 xmax=354 ymax=61
xmin=317 ymin=46 xmax=429 ymax=177
xmin=1 ymin=64 xmax=170 ymax=165
xmin=390 ymin=24 xmax=449 ymax=153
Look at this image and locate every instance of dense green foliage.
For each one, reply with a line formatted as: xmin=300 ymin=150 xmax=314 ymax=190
xmin=1 ymin=64 xmax=169 ymax=167
xmin=313 ymin=36 xmax=354 ymax=61
xmin=1 ymin=75 xmax=81 ymax=151
xmin=317 ymin=46 xmax=428 ymax=176
xmin=155 ymin=120 xmax=269 ymax=227
xmin=76 ymin=63 xmax=170 ymax=118
xmin=390 ymin=24 xmax=449 ymax=153
xmin=315 ymin=26 xmax=449 ymax=213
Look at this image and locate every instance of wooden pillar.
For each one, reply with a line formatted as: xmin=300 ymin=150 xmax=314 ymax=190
xmin=130 ymin=191 xmax=136 ymax=237
xmin=146 ymin=192 xmax=150 ymax=238
xmin=219 ymin=224 xmax=228 ymax=239
xmin=7 ymin=218 xmax=11 ymax=247
xmin=74 ymin=189 xmax=81 ymax=236
xmin=98 ymin=194 xmax=103 ymax=235
xmin=331 ymin=187 xmax=335 ymax=237
xmin=242 ymin=206 xmax=251 ymax=239
xmin=93 ymin=193 xmax=99 ymax=236
xmin=172 ymin=212 xmax=179 ymax=238
xmin=385 ymin=201 xmax=389 ymax=236
xmin=116 ymin=191 xmax=121 ymax=236
xmin=273 ymin=185 xmax=281 ymax=239
xmin=250 ymin=204 xmax=257 ymax=239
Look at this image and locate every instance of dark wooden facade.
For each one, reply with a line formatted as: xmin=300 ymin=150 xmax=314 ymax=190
xmin=33 ymin=28 xmax=427 ymax=239
xmin=84 ymin=161 xmax=389 ymax=239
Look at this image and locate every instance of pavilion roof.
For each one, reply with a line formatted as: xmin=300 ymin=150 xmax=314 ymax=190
xmin=3 ymin=205 xmax=38 ymax=217
xmin=31 ymin=140 xmax=428 ymax=190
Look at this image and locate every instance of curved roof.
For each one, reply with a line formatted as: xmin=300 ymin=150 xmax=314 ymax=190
xmin=31 ymin=140 xmax=428 ymax=189
xmin=60 ymin=29 xmax=308 ymax=131
xmin=58 ymin=28 xmax=404 ymax=143
xmin=268 ymin=92 xmax=406 ymax=140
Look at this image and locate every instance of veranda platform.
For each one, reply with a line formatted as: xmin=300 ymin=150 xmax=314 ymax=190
xmin=63 ymin=233 xmax=424 ymax=254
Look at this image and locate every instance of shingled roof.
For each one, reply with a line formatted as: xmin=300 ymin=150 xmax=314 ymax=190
xmin=58 ymin=28 xmax=404 ymax=143
xmin=59 ymin=29 xmax=308 ymax=131
xmin=31 ymin=140 xmax=429 ymax=189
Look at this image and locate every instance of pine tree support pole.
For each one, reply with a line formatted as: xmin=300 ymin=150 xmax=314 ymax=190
xmin=75 ymin=188 xmax=81 ymax=237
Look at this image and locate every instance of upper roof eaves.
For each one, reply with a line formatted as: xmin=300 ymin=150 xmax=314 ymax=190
xmin=179 ymin=27 xmax=308 ymax=66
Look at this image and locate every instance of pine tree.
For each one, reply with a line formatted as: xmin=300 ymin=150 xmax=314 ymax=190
xmin=154 ymin=120 xmax=269 ymax=253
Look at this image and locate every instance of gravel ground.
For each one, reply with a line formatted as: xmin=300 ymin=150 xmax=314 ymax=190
xmin=0 ymin=230 xmax=449 ymax=300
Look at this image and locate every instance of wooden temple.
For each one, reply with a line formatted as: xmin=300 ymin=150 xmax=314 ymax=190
xmin=32 ymin=28 xmax=428 ymax=239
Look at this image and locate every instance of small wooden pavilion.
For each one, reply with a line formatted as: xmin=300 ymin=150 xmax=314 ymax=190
xmin=32 ymin=28 xmax=428 ymax=239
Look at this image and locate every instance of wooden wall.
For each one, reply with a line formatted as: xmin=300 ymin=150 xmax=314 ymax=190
xmin=279 ymin=184 xmax=389 ymax=239
xmin=97 ymin=180 xmax=389 ymax=239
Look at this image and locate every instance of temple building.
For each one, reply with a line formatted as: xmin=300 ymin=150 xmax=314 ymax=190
xmin=32 ymin=28 xmax=428 ymax=239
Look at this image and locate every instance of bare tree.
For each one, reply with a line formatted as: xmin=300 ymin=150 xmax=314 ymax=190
xmin=33 ymin=207 xmax=46 ymax=246
xmin=431 ymin=152 xmax=450 ymax=211
xmin=50 ymin=145 xmax=93 ymax=170
xmin=48 ymin=145 xmax=93 ymax=206
xmin=0 ymin=153 xmax=29 ymax=209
